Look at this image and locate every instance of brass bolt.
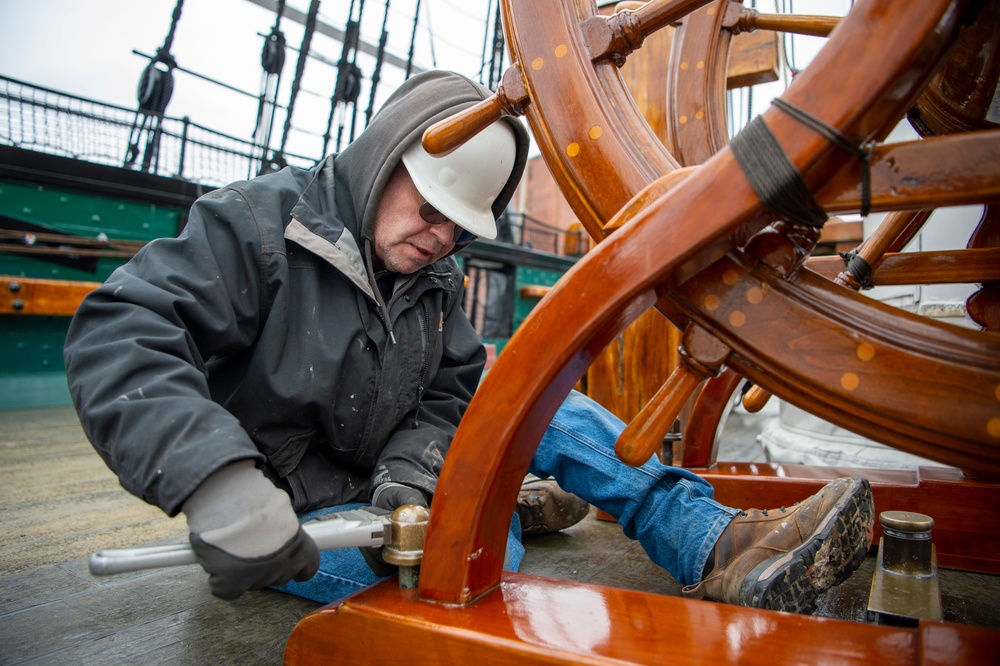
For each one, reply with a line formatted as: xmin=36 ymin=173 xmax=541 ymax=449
xmin=382 ymin=504 xmax=429 ymax=589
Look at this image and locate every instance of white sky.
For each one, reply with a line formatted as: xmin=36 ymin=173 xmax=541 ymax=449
xmin=0 ymin=0 xmax=499 ymax=159
xmin=0 ymin=0 xmax=854 ymax=162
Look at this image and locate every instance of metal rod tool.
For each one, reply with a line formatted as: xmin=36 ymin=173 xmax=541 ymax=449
xmin=89 ymin=507 xmax=392 ymax=576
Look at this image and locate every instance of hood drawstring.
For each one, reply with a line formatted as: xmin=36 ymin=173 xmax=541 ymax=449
xmin=364 ymin=237 xmax=397 ymax=345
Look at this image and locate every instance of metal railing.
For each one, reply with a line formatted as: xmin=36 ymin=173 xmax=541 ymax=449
xmin=1 ymin=74 xmax=586 ymax=257
xmin=0 ymin=75 xmax=318 ymax=188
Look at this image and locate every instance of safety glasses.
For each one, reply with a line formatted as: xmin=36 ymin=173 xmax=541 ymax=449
xmin=418 ymin=201 xmax=477 ymax=245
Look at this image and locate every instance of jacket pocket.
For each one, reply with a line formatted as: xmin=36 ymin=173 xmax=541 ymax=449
xmin=268 ymin=430 xmax=316 ymax=478
xmin=283 ymin=446 xmax=371 ymax=512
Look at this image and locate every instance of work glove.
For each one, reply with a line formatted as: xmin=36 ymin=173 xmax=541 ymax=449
xmin=182 ymin=459 xmax=320 ymax=600
xmin=372 ymin=482 xmax=429 ymax=512
xmin=359 ymin=482 xmax=429 ymax=577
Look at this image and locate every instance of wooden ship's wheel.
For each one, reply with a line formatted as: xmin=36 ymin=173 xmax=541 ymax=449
xmin=287 ymin=0 xmax=1000 ymax=662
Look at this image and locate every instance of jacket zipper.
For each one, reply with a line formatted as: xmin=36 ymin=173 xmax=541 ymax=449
xmin=412 ymin=300 xmax=431 ymax=427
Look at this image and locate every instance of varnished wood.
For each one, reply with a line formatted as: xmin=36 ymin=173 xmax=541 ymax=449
xmin=733 ymin=10 xmax=839 ymax=38
xmin=291 ymin=0 xmax=1000 ymax=661
xmin=414 ymin=0 xmax=979 ymax=606
xmin=615 ymin=323 xmax=729 ymax=465
xmin=615 ymin=363 xmax=703 ymax=466
xmin=815 ymin=131 xmax=1000 ymax=214
xmin=807 ymin=247 xmax=1000 ymax=286
xmin=725 ymin=30 xmax=780 ymax=89
xmin=740 ymin=384 xmax=770 ymax=413
xmin=285 ymin=574 xmax=1000 ymax=665
xmin=679 ymin=368 xmax=742 ymax=467
xmin=518 ymin=285 xmax=552 ymax=300
xmin=421 ymin=66 xmax=529 ymax=156
xmin=586 ymin=3 xmax=683 ymax=428
xmin=967 ymin=204 xmax=1000 ymax=331
xmin=909 ymin=1 xmax=1000 ymax=137
xmin=0 ymin=276 xmax=100 ymax=316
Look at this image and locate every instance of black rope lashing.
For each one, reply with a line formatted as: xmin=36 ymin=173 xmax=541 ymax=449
xmin=729 ymin=115 xmax=828 ymax=228
xmin=771 ymin=97 xmax=876 ymax=217
xmin=838 ymin=249 xmax=875 ymax=290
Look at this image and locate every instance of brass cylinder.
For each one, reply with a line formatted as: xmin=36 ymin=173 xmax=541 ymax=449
xmin=383 ymin=504 xmax=429 ymax=566
xmin=879 ymin=510 xmax=934 ymax=575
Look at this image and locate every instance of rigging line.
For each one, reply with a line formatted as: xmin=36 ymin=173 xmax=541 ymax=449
xmin=278 ymin=0 xmax=322 ymax=160
xmin=423 ymin=0 xmax=438 ymax=68
xmin=405 ymin=0 xmax=422 ymax=79
xmin=435 ymin=0 xmax=486 ymax=23
xmin=244 ymin=0 xmax=424 ymax=74
xmin=126 ymin=0 xmax=183 ymax=172
xmin=364 ymin=0 xmax=393 ymax=127
xmin=254 ymin=0 xmax=287 ymax=176
xmin=326 ymin=0 xmax=358 ymax=154
xmin=486 ymin=2 xmax=505 ymax=90
xmin=158 ymin=0 xmax=185 ymax=56
xmin=478 ymin=0 xmax=495 ymax=84
xmin=348 ymin=0 xmax=367 ymax=144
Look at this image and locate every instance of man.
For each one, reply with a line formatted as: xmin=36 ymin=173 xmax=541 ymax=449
xmin=64 ymin=70 xmax=873 ymax=614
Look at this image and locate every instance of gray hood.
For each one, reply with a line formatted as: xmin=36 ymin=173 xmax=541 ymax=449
xmin=331 ymin=70 xmax=531 ymax=248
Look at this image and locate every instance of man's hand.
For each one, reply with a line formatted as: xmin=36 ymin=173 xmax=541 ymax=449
xmin=372 ymin=482 xmax=429 ymax=511
xmin=182 ymin=460 xmax=319 ymax=600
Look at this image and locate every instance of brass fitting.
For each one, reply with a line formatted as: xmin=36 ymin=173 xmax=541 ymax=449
xmin=382 ymin=504 xmax=429 ymax=589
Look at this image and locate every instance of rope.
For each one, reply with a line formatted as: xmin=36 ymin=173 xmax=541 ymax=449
xmin=364 ymin=0 xmax=393 ymax=127
xmin=839 ymin=250 xmax=875 ymax=290
xmin=277 ymin=0 xmax=321 ymax=160
xmin=771 ymin=98 xmax=875 ymax=217
xmin=729 ymin=115 xmax=828 ymax=228
xmin=253 ymin=0 xmax=287 ymax=175
xmin=405 ymin=0 xmax=422 ymax=79
xmin=124 ymin=0 xmax=183 ymax=171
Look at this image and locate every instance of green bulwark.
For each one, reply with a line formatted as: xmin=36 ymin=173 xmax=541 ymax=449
xmin=0 ymin=180 xmax=183 ymax=409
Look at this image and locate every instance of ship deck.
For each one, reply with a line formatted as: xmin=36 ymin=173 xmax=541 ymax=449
xmin=2 ymin=405 xmax=998 ymax=664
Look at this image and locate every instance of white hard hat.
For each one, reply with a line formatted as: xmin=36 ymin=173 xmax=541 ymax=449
xmin=401 ymin=121 xmax=517 ymax=241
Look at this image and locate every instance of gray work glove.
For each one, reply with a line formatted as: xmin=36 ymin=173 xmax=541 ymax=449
xmin=182 ymin=459 xmax=319 ymax=600
xmin=359 ymin=482 xmax=429 ymax=577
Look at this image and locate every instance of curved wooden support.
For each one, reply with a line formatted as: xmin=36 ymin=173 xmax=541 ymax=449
xmin=679 ymin=368 xmax=744 ymax=467
xmin=967 ymin=203 xmax=1000 ymax=331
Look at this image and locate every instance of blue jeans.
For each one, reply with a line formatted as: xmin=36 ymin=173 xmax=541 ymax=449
xmin=275 ymin=390 xmax=737 ymax=603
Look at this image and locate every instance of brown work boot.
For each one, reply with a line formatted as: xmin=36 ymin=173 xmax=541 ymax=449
xmin=683 ymin=476 xmax=874 ymax=614
xmin=516 ymin=476 xmax=590 ymax=536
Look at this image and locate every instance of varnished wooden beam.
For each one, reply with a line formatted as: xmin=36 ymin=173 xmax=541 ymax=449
xmin=286 ymin=574 xmax=1000 ymax=665
xmin=0 ymin=276 xmax=99 ymax=316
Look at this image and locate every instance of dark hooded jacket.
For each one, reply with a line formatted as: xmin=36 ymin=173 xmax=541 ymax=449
xmin=63 ymin=71 xmax=531 ymax=515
